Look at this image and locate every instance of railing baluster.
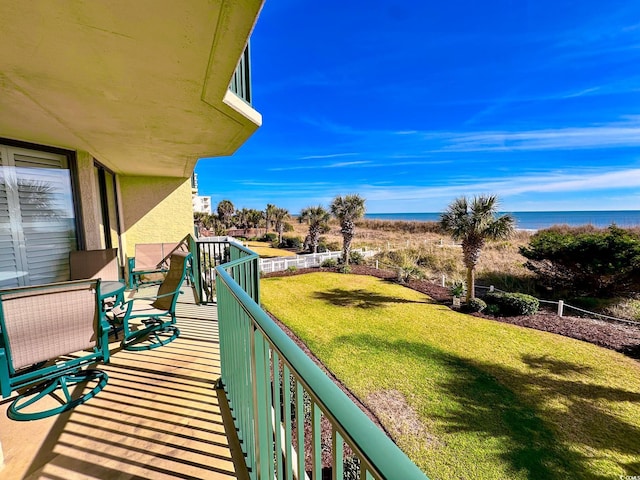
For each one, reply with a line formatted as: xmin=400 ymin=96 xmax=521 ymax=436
xmin=296 ymin=381 xmax=305 ymax=480
xmin=283 ymin=365 xmax=293 ymax=480
xmin=332 ymin=430 xmax=343 ymax=480
xmin=273 ymin=351 xmax=284 ymax=480
xmin=312 ymin=403 xmax=322 ymax=480
xmin=216 ymin=241 xmax=429 ymax=480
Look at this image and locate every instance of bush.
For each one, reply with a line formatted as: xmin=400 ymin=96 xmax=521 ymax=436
xmin=349 ymin=250 xmax=365 ymax=265
xmin=450 ymin=281 xmax=465 ymax=297
xmin=485 ymin=292 xmax=539 ymax=316
xmin=281 ymin=236 xmax=303 ymax=249
xmin=262 ymin=232 xmax=278 ymax=243
xmin=520 ymin=225 xmax=640 ymax=296
xmin=321 ymin=258 xmax=338 ymax=268
xmin=463 ymin=298 xmax=487 ymax=313
xmin=397 ymin=266 xmax=425 ymax=283
xmin=325 ymin=241 xmax=341 ymax=252
xmin=286 ymin=265 xmax=298 ymax=272
xmin=338 ymin=264 xmax=352 ymax=274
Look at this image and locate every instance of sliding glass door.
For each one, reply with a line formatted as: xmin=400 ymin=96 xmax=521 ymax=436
xmin=0 ymin=144 xmax=78 ymax=288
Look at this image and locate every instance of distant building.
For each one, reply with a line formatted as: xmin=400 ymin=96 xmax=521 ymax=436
xmin=193 ymin=195 xmax=212 ymax=214
xmin=191 ymin=173 xmax=212 ymax=214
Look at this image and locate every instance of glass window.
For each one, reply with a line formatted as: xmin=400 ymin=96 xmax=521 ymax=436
xmin=0 ymin=144 xmax=77 ymax=287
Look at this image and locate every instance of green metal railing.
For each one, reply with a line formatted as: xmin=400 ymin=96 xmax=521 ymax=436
xmin=229 ymin=43 xmax=252 ymax=105
xmin=216 ymin=242 xmax=429 ymax=480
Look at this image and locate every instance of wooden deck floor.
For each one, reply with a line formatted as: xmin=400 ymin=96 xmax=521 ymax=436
xmin=0 ymin=293 xmax=248 ymax=480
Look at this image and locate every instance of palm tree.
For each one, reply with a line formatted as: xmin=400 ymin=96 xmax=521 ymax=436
xmin=300 ymin=205 xmax=331 ymax=253
xmin=264 ymin=203 xmax=277 ymax=233
xmin=273 ymin=207 xmax=290 ymax=246
xmin=247 ymin=209 xmax=263 ymax=232
xmin=330 ymin=194 xmax=366 ymax=264
xmin=439 ymin=195 xmax=515 ymax=302
xmin=235 ymin=208 xmax=251 ymax=235
xmin=216 ymin=199 xmax=235 ymax=228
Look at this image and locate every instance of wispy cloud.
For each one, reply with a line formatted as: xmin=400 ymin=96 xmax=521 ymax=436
xmin=431 ymin=119 xmax=640 ymax=152
xmin=356 ymin=168 xmax=640 ymax=203
xmin=300 ymin=153 xmax=358 ymax=160
xmin=268 ymin=160 xmax=371 ymax=172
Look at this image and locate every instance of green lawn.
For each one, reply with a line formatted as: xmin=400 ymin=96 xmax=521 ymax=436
xmin=244 ymin=240 xmax=296 ymax=258
xmin=261 ymin=272 xmax=640 ymax=480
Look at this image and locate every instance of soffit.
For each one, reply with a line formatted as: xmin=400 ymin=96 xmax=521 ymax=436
xmin=0 ymin=0 xmax=263 ymax=178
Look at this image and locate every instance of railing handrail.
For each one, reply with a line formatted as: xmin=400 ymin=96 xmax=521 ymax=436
xmin=216 ymin=250 xmax=428 ymax=480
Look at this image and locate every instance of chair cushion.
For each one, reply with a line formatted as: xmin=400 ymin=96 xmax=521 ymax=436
xmin=152 ymin=252 xmax=188 ymax=311
xmin=1 ymin=282 xmax=98 ymax=370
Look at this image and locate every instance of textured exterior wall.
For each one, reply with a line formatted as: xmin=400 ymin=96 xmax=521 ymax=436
xmin=75 ymin=150 xmax=102 ymax=249
xmin=118 ymin=176 xmax=193 ymax=258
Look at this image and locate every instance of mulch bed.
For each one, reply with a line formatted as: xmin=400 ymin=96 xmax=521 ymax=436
xmin=263 ymin=265 xmax=640 ymax=359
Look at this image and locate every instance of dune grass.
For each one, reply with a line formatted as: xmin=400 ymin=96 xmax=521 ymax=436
xmin=243 ymin=240 xmax=296 ymax=258
xmin=261 ymin=272 xmax=640 ymax=480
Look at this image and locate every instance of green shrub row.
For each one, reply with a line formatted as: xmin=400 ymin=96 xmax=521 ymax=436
xmin=484 ymin=292 xmax=539 ymax=316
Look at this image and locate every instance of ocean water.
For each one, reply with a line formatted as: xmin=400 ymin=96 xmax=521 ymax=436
xmin=365 ymin=211 xmax=640 ymax=231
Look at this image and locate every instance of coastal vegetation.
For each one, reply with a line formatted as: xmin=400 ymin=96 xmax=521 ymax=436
xmin=299 ymin=205 xmax=331 ymax=253
xmin=195 ymin=197 xmax=640 ymax=321
xmin=261 ymin=273 xmax=640 ymax=479
xmin=330 ymin=194 xmax=367 ymax=265
xmin=521 ymin=225 xmax=640 ymax=297
xmin=439 ymin=195 xmax=515 ymax=301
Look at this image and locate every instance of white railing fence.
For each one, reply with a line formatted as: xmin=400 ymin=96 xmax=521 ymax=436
xmin=260 ymin=248 xmax=377 ymax=274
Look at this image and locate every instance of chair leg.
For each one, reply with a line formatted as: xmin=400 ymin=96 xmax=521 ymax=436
xmin=122 ymin=318 xmax=180 ymax=351
xmin=8 ymin=369 xmax=108 ymax=421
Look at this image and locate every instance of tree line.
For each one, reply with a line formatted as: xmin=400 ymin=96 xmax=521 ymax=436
xmin=196 ymin=194 xmax=640 ymax=302
xmin=194 ymin=194 xmax=367 ymax=265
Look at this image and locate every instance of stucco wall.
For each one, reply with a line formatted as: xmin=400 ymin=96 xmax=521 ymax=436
xmin=118 ymin=175 xmax=193 ymax=258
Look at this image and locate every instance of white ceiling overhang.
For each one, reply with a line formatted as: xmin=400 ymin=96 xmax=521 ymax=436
xmin=0 ymin=0 xmax=264 ymax=177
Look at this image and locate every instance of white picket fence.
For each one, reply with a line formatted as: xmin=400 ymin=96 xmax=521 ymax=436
xmin=259 ymin=248 xmax=376 ymax=274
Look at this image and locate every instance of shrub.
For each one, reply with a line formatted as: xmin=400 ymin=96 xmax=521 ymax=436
xmin=450 ymin=281 xmax=465 ymax=297
xmin=397 ymin=266 xmax=425 ymax=283
xmin=338 ymin=264 xmax=352 ymax=274
xmin=520 ymin=225 xmax=640 ymax=296
xmin=281 ymin=236 xmax=303 ymax=249
xmin=286 ymin=265 xmax=298 ymax=273
xmin=321 ymin=258 xmax=338 ymax=268
xmin=606 ymin=298 xmax=640 ymax=321
xmin=349 ymin=250 xmax=365 ymax=265
xmin=485 ymin=292 xmax=539 ymax=316
xmin=325 ymin=241 xmax=341 ymax=252
xmin=463 ymin=298 xmax=487 ymax=313
xmin=262 ymin=232 xmax=278 ymax=243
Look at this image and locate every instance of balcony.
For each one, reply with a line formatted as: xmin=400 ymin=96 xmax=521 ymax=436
xmin=0 ymin=239 xmax=427 ymax=480
xmin=229 ymin=45 xmax=253 ymax=106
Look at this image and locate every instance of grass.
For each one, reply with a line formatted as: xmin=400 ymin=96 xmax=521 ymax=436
xmin=243 ymin=240 xmax=296 ymax=258
xmin=261 ymin=272 xmax=640 ymax=480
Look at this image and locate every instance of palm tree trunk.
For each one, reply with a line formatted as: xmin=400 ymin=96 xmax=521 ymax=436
xmin=466 ymin=267 xmax=475 ymax=302
xmin=341 ymin=219 xmax=356 ymax=264
xmin=462 ymin=239 xmax=482 ymax=301
xmin=310 ymin=224 xmax=320 ymax=253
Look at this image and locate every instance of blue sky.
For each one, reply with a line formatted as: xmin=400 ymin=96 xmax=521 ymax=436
xmin=195 ymin=1 xmax=640 ymax=214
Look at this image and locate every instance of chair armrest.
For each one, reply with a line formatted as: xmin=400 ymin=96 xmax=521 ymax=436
xmin=115 ymin=289 xmax=182 ymax=317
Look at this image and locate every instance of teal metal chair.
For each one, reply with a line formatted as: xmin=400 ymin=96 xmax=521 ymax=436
xmin=0 ymin=279 xmax=111 ymax=421
xmin=113 ymin=251 xmax=192 ymax=351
